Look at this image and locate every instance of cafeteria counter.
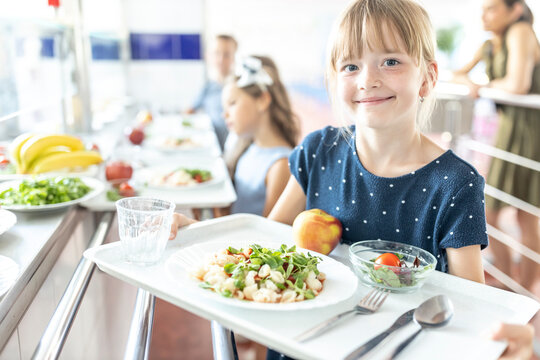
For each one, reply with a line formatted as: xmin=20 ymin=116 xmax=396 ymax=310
xmin=0 ymin=208 xmax=139 ymax=360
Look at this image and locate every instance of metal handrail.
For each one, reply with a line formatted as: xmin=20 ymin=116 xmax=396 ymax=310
xmin=32 ymin=211 xmax=114 ymax=360
xmin=211 ymin=322 xmax=238 ymax=360
xmin=124 ymin=289 xmax=155 ymax=360
xmin=200 ymin=208 xmax=238 ymax=360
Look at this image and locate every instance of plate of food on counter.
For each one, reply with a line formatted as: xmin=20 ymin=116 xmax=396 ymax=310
xmin=166 ymin=239 xmax=358 ymax=310
xmin=144 ymin=132 xmax=216 ymax=154
xmin=136 ymin=162 xmax=225 ymax=190
xmin=0 ymin=175 xmax=104 ymax=212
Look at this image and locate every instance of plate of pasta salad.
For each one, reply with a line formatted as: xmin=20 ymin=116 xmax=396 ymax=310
xmin=135 ymin=161 xmax=225 ymax=190
xmin=166 ymin=239 xmax=358 ymax=310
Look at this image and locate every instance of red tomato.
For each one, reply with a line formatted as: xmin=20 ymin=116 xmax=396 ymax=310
xmin=0 ymin=155 xmax=9 ymax=166
xmin=194 ymin=174 xmax=203 ymax=183
xmin=118 ymin=182 xmax=135 ymax=197
xmin=105 ymin=161 xmax=133 ymax=181
xmin=128 ymin=127 xmax=145 ymax=145
xmin=374 ymin=253 xmax=401 ymax=270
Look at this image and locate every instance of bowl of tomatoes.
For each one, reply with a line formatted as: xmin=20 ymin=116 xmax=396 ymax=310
xmin=349 ymin=240 xmax=437 ymax=293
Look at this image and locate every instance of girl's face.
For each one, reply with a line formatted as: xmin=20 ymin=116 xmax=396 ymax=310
xmin=222 ymin=84 xmax=261 ymax=136
xmin=481 ymin=0 xmax=519 ymax=33
xmin=336 ymin=26 xmax=426 ymax=131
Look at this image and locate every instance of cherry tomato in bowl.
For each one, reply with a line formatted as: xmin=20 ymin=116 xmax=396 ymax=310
xmin=374 ymin=252 xmax=401 ymax=270
xmin=349 ymin=240 xmax=437 ymax=293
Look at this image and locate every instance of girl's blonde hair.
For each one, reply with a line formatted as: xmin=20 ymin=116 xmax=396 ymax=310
xmin=224 ymin=56 xmax=299 ymax=175
xmin=326 ymin=0 xmax=438 ymax=131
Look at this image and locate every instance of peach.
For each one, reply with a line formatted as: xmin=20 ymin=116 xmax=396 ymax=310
xmin=292 ymin=209 xmax=342 ymax=255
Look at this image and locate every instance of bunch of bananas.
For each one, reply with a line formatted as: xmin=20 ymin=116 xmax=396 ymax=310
xmin=9 ymin=133 xmax=103 ymax=174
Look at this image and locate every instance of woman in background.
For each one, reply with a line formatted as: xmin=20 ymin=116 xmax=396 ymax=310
xmin=454 ymin=0 xmax=540 ymax=290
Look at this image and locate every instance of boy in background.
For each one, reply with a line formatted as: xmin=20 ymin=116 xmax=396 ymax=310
xmin=186 ymin=34 xmax=238 ymax=150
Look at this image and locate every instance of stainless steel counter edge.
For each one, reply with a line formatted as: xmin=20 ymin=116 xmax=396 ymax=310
xmin=0 ymin=207 xmax=88 ymax=352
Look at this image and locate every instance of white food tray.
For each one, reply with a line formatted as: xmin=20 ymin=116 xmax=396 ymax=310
xmin=79 ymin=156 xmax=236 ymax=211
xmin=84 ymin=214 xmax=540 ymax=360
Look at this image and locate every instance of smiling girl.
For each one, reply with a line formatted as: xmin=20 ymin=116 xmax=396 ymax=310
xmin=265 ymin=0 xmax=488 ymax=283
xmin=171 ymin=0 xmax=488 ymax=282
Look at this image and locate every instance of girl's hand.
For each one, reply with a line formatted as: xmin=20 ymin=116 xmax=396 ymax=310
xmin=491 ymin=323 xmax=534 ymax=360
xmin=169 ymin=213 xmax=198 ymax=240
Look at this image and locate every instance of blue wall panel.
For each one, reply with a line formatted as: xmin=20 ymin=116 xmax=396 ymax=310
xmin=130 ymin=33 xmax=201 ymax=60
xmin=91 ymin=37 xmax=121 ymax=60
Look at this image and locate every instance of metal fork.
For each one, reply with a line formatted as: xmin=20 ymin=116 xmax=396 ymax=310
xmin=295 ymin=288 xmax=389 ymax=342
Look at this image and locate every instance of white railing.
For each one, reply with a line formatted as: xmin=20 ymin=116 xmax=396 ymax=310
xmin=437 ymin=81 xmax=540 ymax=304
xmin=460 ymin=138 xmax=540 ymax=172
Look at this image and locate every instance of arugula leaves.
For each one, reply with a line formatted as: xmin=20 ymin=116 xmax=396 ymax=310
xmin=201 ymin=244 xmax=322 ymax=301
xmin=181 ymin=168 xmax=212 ymax=182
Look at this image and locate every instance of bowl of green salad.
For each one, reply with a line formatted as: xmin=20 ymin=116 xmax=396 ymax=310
xmin=0 ymin=175 xmax=104 ymax=212
xmin=349 ymin=240 xmax=437 ymax=293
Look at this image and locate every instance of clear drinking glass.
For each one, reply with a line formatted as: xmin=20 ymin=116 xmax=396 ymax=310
xmin=116 ymin=197 xmax=175 ymax=265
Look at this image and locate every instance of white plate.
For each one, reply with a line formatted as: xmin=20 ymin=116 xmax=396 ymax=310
xmin=0 ymin=255 xmax=19 ymax=297
xmin=148 ymin=114 xmax=214 ymax=132
xmin=166 ymin=239 xmax=358 ymax=311
xmin=0 ymin=209 xmax=17 ymax=236
xmin=0 ymin=174 xmax=24 ymax=182
xmin=136 ymin=162 xmax=225 ymax=191
xmin=0 ymin=176 xmax=105 ymax=212
xmin=144 ymin=132 xmax=215 ymax=154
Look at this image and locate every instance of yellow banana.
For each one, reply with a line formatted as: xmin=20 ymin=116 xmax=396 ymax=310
xmin=29 ymin=150 xmax=103 ymax=174
xmin=25 ymin=146 xmax=72 ymax=173
xmin=19 ymin=134 xmax=84 ymax=173
xmin=9 ymin=133 xmax=35 ymax=170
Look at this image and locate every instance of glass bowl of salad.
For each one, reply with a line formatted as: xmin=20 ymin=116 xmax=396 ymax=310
xmin=349 ymin=240 xmax=437 ymax=293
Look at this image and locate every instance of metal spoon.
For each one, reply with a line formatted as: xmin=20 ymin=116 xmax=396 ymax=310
xmin=388 ymin=295 xmax=454 ymax=359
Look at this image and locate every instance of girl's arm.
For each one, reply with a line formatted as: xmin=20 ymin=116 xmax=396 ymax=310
xmin=268 ymin=175 xmax=306 ymax=225
xmin=262 ymin=158 xmax=292 ymax=217
xmin=446 ymin=245 xmax=485 ymax=283
xmin=488 ymin=22 xmax=537 ymax=94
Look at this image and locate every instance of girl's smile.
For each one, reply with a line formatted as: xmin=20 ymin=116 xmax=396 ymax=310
xmin=355 ymin=96 xmax=396 ymax=106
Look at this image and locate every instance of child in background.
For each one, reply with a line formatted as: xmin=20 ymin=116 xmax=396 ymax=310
xmin=186 ymin=34 xmax=238 ymax=150
xmin=223 ymin=56 xmax=298 ymax=216
xmin=180 ymin=55 xmax=298 ymax=219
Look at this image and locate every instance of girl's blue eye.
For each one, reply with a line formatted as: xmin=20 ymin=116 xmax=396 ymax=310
xmin=384 ymin=59 xmax=400 ymax=66
xmin=343 ymin=64 xmax=358 ymax=72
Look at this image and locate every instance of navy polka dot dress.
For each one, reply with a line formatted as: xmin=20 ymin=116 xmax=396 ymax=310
xmin=289 ymin=126 xmax=488 ymax=272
